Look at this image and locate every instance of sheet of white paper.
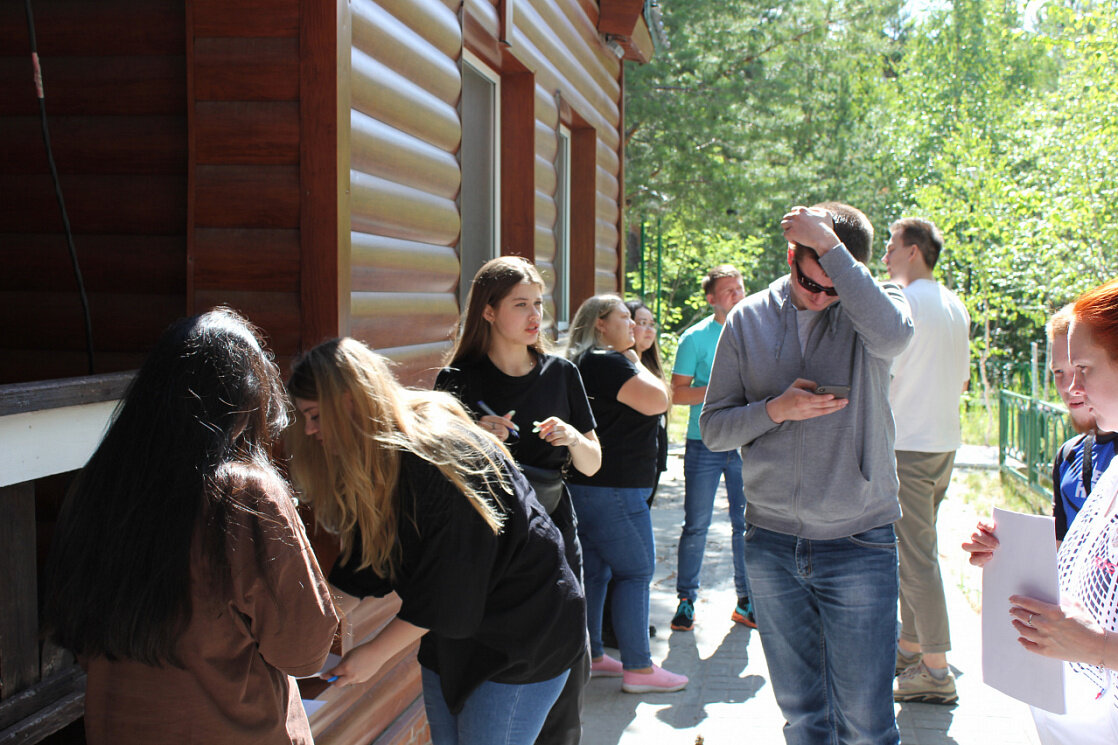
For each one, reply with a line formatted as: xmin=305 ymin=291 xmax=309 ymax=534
xmin=981 ymin=507 xmax=1065 ymax=714
xmin=295 ymin=652 xmax=342 ymax=679
xmin=301 ymin=698 xmax=326 ymax=718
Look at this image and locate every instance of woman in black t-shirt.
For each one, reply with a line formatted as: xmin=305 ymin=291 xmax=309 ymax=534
xmin=564 ymin=295 xmax=688 ymax=694
xmin=286 ymin=338 xmax=586 ymax=745
xmin=435 ymin=256 xmax=601 ymax=745
xmin=625 ymin=298 xmax=669 ymax=502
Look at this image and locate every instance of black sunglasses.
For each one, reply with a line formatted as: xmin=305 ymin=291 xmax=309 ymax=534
xmin=794 ymin=261 xmax=838 ymax=297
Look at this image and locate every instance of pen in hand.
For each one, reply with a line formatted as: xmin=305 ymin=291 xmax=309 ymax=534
xmin=477 ymin=401 xmax=518 ymax=434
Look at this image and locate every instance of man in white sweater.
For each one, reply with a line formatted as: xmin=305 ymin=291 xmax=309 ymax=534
xmin=884 ymin=218 xmax=971 ymax=704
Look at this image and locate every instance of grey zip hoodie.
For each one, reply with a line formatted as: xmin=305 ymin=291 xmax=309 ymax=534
xmin=699 ymin=245 xmax=913 ymax=540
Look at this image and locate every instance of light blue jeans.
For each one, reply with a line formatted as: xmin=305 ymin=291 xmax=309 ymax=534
xmin=421 ymin=666 xmax=569 ymax=745
xmin=677 ymin=438 xmax=749 ymax=600
xmin=567 ymin=484 xmax=655 ymax=670
xmin=745 ymin=524 xmax=900 ymax=745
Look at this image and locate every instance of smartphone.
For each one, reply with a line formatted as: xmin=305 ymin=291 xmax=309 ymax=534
xmin=814 ymin=385 xmax=850 ymax=399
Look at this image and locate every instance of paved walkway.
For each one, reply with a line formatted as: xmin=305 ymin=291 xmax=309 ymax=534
xmin=581 ymin=446 xmax=1042 ymax=745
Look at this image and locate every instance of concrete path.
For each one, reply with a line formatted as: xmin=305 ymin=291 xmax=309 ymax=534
xmin=581 ymin=446 xmax=1042 ymax=745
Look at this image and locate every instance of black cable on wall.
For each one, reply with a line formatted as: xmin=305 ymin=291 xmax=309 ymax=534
xmin=25 ymin=0 xmax=95 ymax=376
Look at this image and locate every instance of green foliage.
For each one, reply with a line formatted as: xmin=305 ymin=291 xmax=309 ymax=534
xmin=627 ymin=215 xmax=766 ymax=335
xmin=627 ymin=0 xmax=1118 ymax=393
xmin=626 ymin=0 xmax=903 ymax=282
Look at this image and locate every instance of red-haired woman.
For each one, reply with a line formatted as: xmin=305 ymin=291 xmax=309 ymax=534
xmin=965 ymin=278 xmax=1118 ymax=744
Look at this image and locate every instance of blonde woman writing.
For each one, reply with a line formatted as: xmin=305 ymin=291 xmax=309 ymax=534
xmin=286 ymin=338 xmax=586 ymax=745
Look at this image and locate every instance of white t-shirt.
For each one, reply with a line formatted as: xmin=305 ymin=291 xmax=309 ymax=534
xmin=889 ymin=278 xmax=970 ymax=452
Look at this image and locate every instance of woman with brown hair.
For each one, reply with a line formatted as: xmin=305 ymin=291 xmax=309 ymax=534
xmin=435 ymin=255 xmax=600 ymax=745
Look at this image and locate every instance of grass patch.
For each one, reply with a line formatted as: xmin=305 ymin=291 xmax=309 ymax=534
xmin=950 ymin=469 xmax=1047 ymax=518
xmin=667 ymin=404 xmax=691 ymax=444
xmin=960 ymin=398 xmax=998 ymax=447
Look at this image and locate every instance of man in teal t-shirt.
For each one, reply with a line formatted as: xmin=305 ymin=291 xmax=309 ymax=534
xmin=669 ymin=265 xmax=753 ymax=631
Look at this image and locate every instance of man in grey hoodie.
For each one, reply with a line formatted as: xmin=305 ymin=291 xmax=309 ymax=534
xmin=700 ymin=203 xmax=913 ymax=745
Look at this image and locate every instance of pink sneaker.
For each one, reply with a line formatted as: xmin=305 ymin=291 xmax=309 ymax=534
xmin=621 ymin=664 xmax=689 ymax=693
xmin=590 ymin=654 xmax=624 ymax=678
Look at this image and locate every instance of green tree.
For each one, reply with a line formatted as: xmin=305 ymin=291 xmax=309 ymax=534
xmin=626 ymin=0 xmax=1118 ymax=402
xmin=626 ymin=0 xmax=904 ymax=333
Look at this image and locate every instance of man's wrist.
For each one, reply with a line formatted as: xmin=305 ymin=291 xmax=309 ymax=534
xmin=815 ymin=241 xmax=843 ymax=257
xmin=765 ymin=397 xmax=784 ymax=424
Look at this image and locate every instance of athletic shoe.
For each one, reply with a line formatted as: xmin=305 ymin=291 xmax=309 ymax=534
xmin=621 ymin=664 xmax=689 ymax=693
xmin=893 ymin=661 xmax=958 ymax=704
xmin=590 ymin=653 xmax=624 ymax=678
xmin=731 ymin=596 xmax=757 ymax=628
xmin=895 ymin=648 xmax=922 ymax=676
xmin=670 ymin=598 xmax=695 ymax=631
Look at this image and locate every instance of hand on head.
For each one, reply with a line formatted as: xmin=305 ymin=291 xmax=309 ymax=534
xmin=781 ymin=206 xmax=840 ymax=254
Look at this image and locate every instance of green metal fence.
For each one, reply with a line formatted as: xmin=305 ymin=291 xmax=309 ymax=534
xmin=998 ymin=390 xmax=1073 ymax=500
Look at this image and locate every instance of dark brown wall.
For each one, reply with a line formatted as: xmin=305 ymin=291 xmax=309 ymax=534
xmin=0 ymin=0 xmax=188 ymax=384
xmin=187 ymin=0 xmax=305 ymax=367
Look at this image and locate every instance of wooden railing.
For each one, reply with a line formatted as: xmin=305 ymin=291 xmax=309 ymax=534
xmin=0 ymin=372 xmax=133 ymax=745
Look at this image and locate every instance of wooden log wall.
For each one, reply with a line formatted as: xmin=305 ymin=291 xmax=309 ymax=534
xmin=330 ymin=3 xmax=629 ymax=742
xmin=186 ymin=0 xmax=324 ymax=367
xmin=346 ymin=0 xmax=463 ymax=384
xmin=468 ymin=0 xmax=624 ymax=315
xmin=348 ymin=0 xmax=625 ymax=384
xmin=0 ymin=0 xmax=188 ymax=385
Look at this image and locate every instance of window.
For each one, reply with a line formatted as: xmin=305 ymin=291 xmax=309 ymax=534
xmin=554 ymin=125 xmax=572 ymax=329
xmin=458 ymin=55 xmax=501 ymax=306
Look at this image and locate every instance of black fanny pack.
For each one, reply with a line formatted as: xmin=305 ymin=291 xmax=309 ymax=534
xmin=519 ymin=463 xmax=565 ymax=514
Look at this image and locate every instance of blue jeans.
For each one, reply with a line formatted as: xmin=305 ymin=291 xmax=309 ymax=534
xmin=567 ymin=484 xmax=655 ymax=669
xmin=421 ymin=666 xmax=569 ymax=745
xmin=745 ymin=524 xmax=900 ymax=745
xmin=677 ymin=439 xmax=749 ymax=600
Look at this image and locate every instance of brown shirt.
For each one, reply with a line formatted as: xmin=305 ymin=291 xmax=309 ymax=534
xmin=82 ymin=476 xmax=339 ymax=744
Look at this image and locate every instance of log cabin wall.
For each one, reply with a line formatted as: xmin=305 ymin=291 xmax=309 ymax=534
xmin=0 ymin=0 xmax=188 ymax=385
xmin=484 ymin=0 xmax=626 ymax=304
xmin=187 ymin=0 xmax=340 ymax=369
xmin=346 ymin=0 xmax=626 ymax=386
xmin=321 ymin=4 xmax=631 ymax=742
xmin=346 ymin=0 xmax=463 ymax=385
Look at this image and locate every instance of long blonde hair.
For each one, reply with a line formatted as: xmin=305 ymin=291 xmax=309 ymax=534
xmin=564 ymin=294 xmax=625 ymax=363
xmin=286 ymin=338 xmax=506 ymax=578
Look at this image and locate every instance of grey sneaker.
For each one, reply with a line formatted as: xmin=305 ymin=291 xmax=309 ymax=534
xmin=895 ymin=648 xmax=922 ymax=676
xmin=893 ymin=662 xmax=958 ymax=704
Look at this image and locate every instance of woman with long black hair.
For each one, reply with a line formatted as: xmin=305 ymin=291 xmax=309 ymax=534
xmin=45 ymin=308 xmax=339 ymax=745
